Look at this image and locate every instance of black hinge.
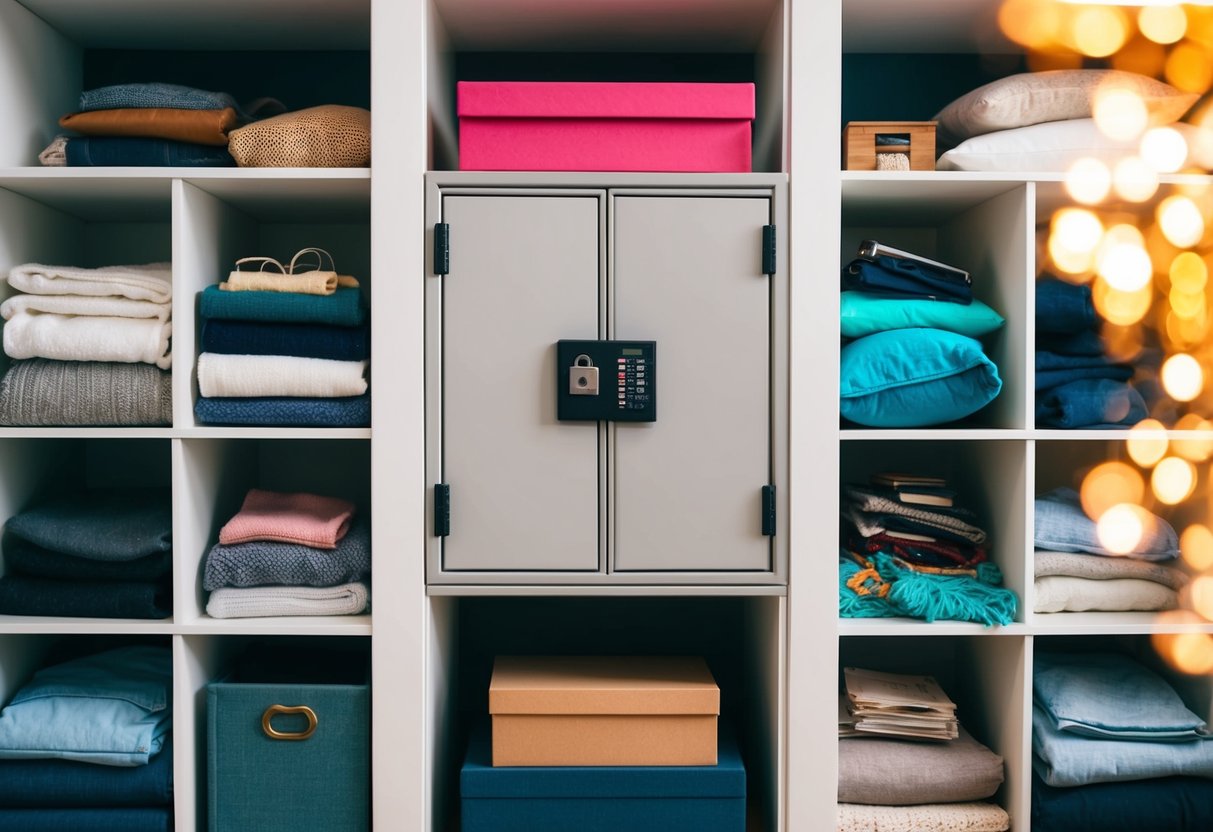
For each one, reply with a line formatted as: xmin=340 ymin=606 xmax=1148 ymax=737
xmin=762 ymin=225 xmax=776 ymax=275
xmin=434 ymin=484 xmax=450 ymax=537
xmin=434 ymin=223 xmax=450 ymax=275
xmin=761 ymin=484 xmax=776 ymax=536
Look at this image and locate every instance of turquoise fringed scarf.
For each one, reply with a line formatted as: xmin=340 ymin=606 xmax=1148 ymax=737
xmin=839 ymin=550 xmax=1017 ymax=626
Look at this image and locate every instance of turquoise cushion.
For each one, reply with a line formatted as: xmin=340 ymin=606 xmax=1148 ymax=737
xmin=840 ymin=328 xmax=1002 ymax=427
xmin=840 ymin=291 xmax=1006 ymax=339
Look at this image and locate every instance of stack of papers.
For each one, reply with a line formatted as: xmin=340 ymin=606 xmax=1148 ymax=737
xmin=842 ymin=667 xmax=959 ymax=740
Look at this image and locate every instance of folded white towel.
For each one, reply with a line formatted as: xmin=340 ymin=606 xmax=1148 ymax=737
xmin=206 ymin=581 xmax=369 ymax=619
xmin=197 ymin=353 xmax=367 ymax=398
xmin=1034 ymin=575 xmax=1178 ymax=613
xmin=3 ymin=310 xmax=172 ymax=368
xmin=8 ymin=263 xmax=171 ymax=303
xmin=1 ymin=294 xmax=171 ymax=322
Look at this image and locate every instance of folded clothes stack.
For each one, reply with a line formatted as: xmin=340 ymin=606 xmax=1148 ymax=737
xmin=839 ymin=474 xmax=1018 ymax=626
xmin=1036 ymin=277 xmax=1146 ymax=429
xmin=1033 ymin=487 xmax=1183 ymax=613
xmin=0 ymin=263 xmax=173 ymax=426
xmin=202 ymin=488 xmax=369 ymax=618
xmin=1032 ymin=652 xmax=1213 ymax=832
xmin=0 ymin=488 xmax=172 ymax=619
xmin=0 ymin=645 xmax=173 ymax=832
xmin=195 ymin=250 xmax=369 ymax=427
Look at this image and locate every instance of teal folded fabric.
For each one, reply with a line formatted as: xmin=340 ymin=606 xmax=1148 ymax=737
xmin=840 ymin=291 xmax=1005 ymax=339
xmin=199 ymin=285 xmax=365 ymax=326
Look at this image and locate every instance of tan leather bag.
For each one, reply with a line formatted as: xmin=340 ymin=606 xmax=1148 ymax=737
xmin=59 ymin=107 xmax=237 ymax=146
xmin=227 ymin=105 xmax=370 ymax=167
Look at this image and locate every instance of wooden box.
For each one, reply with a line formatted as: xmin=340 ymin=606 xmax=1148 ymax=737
xmin=843 ymin=121 xmax=936 ymax=171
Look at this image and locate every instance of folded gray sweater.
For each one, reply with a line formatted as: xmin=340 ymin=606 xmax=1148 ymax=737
xmin=202 ymin=516 xmax=370 ymax=590
xmin=0 ymin=359 xmax=171 ymax=426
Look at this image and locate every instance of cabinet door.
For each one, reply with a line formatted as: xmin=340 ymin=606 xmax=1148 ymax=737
xmin=611 ymin=195 xmax=772 ymax=572
xmin=440 ymin=194 xmax=602 ymax=572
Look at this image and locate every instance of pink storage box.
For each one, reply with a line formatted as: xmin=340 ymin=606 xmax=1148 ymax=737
xmin=457 ymin=81 xmax=754 ymax=172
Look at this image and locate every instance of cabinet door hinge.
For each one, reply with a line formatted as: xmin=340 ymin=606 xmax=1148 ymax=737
xmin=762 ymin=225 xmax=776 ymax=276
xmin=434 ymin=223 xmax=450 ymax=275
xmin=434 ymin=484 xmax=450 ymax=537
xmin=761 ymin=484 xmax=776 ymax=536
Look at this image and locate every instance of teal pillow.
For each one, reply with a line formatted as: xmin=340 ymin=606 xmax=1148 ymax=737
xmin=840 ymin=328 xmax=1002 ymax=427
xmin=840 ymin=291 xmax=1005 ymax=339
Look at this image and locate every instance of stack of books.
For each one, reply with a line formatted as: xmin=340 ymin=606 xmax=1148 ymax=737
xmin=841 ymin=667 xmax=959 ymax=741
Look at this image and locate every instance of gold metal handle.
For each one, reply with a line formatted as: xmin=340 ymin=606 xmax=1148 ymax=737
xmin=261 ymin=704 xmax=318 ymax=741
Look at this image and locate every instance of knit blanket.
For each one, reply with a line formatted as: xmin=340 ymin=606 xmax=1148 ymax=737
xmin=219 ymin=489 xmax=356 ymax=549
xmin=0 ymin=575 xmax=171 ymax=619
xmin=8 ymin=263 xmax=171 ymax=303
xmin=194 ymin=394 xmax=369 ymax=427
xmin=1034 ymin=576 xmax=1178 ymax=613
xmin=844 ymin=487 xmax=987 ymax=544
xmin=199 ymin=284 xmax=365 ymax=326
xmin=1034 ymin=550 xmax=1188 ymax=589
xmin=3 ymin=310 xmax=172 ymax=368
xmin=201 ymin=318 xmax=369 ymax=361
xmin=197 ymin=353 xmax=367 ymax=398
xmin=2 ymin=293 xmax=170 ymax=322
xmin=836 ymin=803 xmax=1010 ymax=832
xmin=206 ymin=581 xmax=369 ymax=618
xmin=5 ymin=488 xmax=172 ymax=562
xmin=3 ymin=534 xmax=171 ymax=582
xmin=0 ymin=359 xmax=171 ymax=426
xmin=204 ymin=515 xmax=370 ymax=589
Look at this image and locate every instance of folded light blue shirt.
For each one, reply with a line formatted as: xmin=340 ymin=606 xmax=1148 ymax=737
xmin=1034 ymin=487 xmax=1179 ymax=561
xmin=0 ymin=646 xmax=171 ymax=766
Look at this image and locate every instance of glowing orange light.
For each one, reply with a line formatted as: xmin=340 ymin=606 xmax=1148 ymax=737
xmin=1066 ymin=158 xmax=1113 ymax=204
xmin=1172 ymin=413 xmax=1213 ymax=461
xmin=1128 ymin=418 xmax=1170 ymax=466
xmin=1141 ymin=126 xmax=1190 ymax=173
xmin=1071 ymin=6 xmax=1131 ymax=57
xmin=1166 ymin=40 xmax=1213 ymax=93
xmin=1140 ymin=5 xmax=1188 ymax=45
xmin=1158 ymin=195 xmax=1206 ymax=248
xmin=1181 ymin=524 xmax=1213 ymax=570
xmin=1170 ymin=251 xmax=1208 ymax=293
xmin=1162 ymin=353 xmax=1204 ymax=401
xmin=1152 ymin=456 xmax=1197 ymax=504
xmin=1095 ymin=88 xmax=1150 ymax=141
xmin=1081 ymin=461 xmax=1146 ymax=519
xmin=1093 ymin=276 xmax=1154 ymax=325
xmin=1097 ymin=503 xmax=1147 ymax=554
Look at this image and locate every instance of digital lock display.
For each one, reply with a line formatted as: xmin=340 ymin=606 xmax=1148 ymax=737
xmin=557 ymin=339 xmax=656 ymax=422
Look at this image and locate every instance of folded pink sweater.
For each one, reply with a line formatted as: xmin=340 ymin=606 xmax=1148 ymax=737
xmin=219 ymin=489 xmax=356 ymax=549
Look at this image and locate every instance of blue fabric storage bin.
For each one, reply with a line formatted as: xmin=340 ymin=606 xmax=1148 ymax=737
xmin=206 ymin=648 xmax=369 ymax=832
xmin=461 ymin=723 xmax=746 ymax=832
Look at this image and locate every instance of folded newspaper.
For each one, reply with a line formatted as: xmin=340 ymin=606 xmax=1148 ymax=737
xmin=842 ymin=667 xmax=959 ymax=741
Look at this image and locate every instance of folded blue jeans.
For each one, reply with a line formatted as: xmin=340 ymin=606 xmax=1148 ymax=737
xmin=1036 ymin=350 xmax=1134 ymax=391
xmin=1034 ymin=487 xmax=1178 ymax=560
xmin=66 ymin=137 xmax=235 ymax=167
xmin=1036 ymin=379 xmax=1146 ymax=429
xmin=1037 ymin=277 xmax=1096 ymax=334
xmin=0 ymin=807 xmax=171 ymax=832
xmin=1036 ymin=328 xmax=1105 ymax=357
xmin=1032 ymin=771 xmax=1213 ymax=832
xmin=0 ymin=736 xmax=173 ymax=806
xmin=842 ymin=257 xmax=972 ymax=304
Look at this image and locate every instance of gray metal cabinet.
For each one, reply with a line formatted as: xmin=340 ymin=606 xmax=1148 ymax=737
xmin=426 ymin=175 xmax=787 ymax=586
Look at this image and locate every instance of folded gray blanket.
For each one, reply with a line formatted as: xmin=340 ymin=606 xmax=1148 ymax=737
xmin=0 ymin=359 xmax=171 ymax=426
xmin=5 ymin=488 xmax=172 ymax=562
xmin=838 ymin=727 xmax=1004 ymax=805
xmin=202 ymin=516 xmax=370 ymax=590
xmin=1034 ymin=550 xmax=1189 ymax=589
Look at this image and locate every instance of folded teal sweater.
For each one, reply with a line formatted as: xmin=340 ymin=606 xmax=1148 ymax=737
xmin=199 ymin=286 xmax=366 ymax=326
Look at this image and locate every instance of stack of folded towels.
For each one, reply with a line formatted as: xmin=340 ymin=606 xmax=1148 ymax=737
xmin=203 ymin=488 xmax=369 ymax=619
xmin=0 ymin=488 xmax=172 ymax=619
xmin=195 ymin=251 xmax=369 ymax=427
xmin=0 ymin=645 xmax=173 ymax=832
xmin=839 ymin=474 xmax=1018 ymax=626
xmin=1033 ymin=487 xmax=1184 ymax=613
xmin=839 ymin=247 xmax=1004 ymax=427
xmin=40 ymin=82 xmax=281 ymax=168
xmin=1032 ymin=652 xmax=1213 ymax=832
xmin=1036 ymin=277 xmax=1146 ymax=429
xmin=0 ymin=263 xmax=173 ymax=426
xmin=838 ymin=667 xmax=1009 ymax=832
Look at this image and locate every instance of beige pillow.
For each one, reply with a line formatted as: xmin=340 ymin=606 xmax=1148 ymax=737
xmin=935 ymin=70 xmax=1198 ymax=145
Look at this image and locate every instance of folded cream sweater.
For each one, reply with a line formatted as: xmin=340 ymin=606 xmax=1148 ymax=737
xmin=3 ymin=310 xmax=172 ymax=368
xmin=8 ymin=263 xmax=172 ymax=303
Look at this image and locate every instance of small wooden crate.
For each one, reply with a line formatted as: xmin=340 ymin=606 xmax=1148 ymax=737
xmin=843 ymin=121 xmax=936 ymax=171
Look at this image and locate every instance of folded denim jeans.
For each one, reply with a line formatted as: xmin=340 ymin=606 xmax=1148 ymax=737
xmin=1036 ymin=379 xmax=1147 ymax=429
xmin=1036 ymin=328 xmax=1106 ymax=357
xmin=1031 ymin=771 xmax=1213 ymax=832
xmin=0 ymin=736 xmax=173 ymax=806
xmin=1037 ymin=277 xmax=1096 ymax=334
xmin=0 ymin=807 xmax=172 ymax=832
xmin=66 ymin=137 xmax=235 ymax=167
xmin=1034 ymin=487 xmax=1178 ymax=560
xmin=1036 ymin=351 xmax=1134 ymax=391
xmin=843 ymin=257 xmax=972 ymax=304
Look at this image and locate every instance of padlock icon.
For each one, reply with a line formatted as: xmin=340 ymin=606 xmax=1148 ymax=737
xmin=569 ymin=354 xmax=599 ymax=396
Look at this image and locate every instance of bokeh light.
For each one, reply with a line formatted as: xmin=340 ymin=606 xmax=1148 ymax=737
xmin=1094 ymin=87 xmax=1150 ymax=140
xmin=1166 ymin=40 xmax=1213 ymax=93
xmin=1048 ymin=208 xmax=1105 ymax=273
xmin=1191 ymin=576 xmax=1213 ymax=621
xmin=1093 ymin=276 xmax=1154 ymax=325
xmin=1096 ymin=503 xmax=1147 ymax=554
xmin=1112 ymin=155 xmax=1160 ymax=201
xmin=1065 ymin=157 xmax=1113 ymax=204
xmin=1157 ymin=195 xmax=1206 ymax=248
xmin=1072 ymin=6 xmax=1131 ymax=58
xmin=1097 ymin=223 xmax=1152 ymax=291
xmin=999 ymin=0 xmax=1064 ymax=51
xmin=1081 ymin=461 xmax=1146 ymax=518
xmin=1181 ymin=524 xmax=1213 ymax=570
xmin=1151 ymin=456 xmax=1197 ymax=504
xmin=1128 ymin=417 xmax=1170 ymax=466
xmin=1171 ymin=413 xmax=1213 ymax=461
xmin=1170 ymin=251 xmax=1208 ymax=293
xmin=1169 ymin=632 xmax=1213 ymax=674
xmin=1139 ymin=5 xmax=1187 ymax=45
xmin=1162 ymin=352 xmax=1205 ymax=401
xmin=1141 ymin=126 xmax=1190 ymax=173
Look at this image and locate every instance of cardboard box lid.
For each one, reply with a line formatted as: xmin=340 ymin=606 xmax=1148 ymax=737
xmin=489 ymin=656 xmax=720 ymax=716
xmin=461 ymin=722 xmax=745 ymax=798
xmin=457 ymin=81 xmax=755 ymax=120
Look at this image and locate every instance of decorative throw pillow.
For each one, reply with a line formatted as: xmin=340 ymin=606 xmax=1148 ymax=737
xmin=840 ymin=291 xmax=1005 ymax=338
xmin=839 ymin=328 xmax=1002 ymax=427
xmin=228 ymin=105 xmax=370 ymax=167
xmin=934 ymin=70 xmax=1198 ymax=145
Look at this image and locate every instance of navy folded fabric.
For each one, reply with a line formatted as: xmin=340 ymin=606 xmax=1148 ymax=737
xmin=1037 ymin=277 xmax=1096 ymax=334
xmin=1036 ymin=355 xmax=1134 ymax=391
xmin=194 ymin=394 xmax=370 ymax=427
xmin=201 ymin=319 xmax=370 ymax=361
xmin=199 ymin=285 xmax=366 ymax=326
xmin=4 ymin=489 xmax=172 ymax=562
xmin=1032 ymin=772 xmax=1213 ymax=832
xmin=0 ymin=807 xmax=172 ymax=832
xmin=843 ymin=256 xmax=972 ymax=304
xmin=0 ymin=737 xmax=173 ymax=807
xmin=0 ymin=576 xmax=171 ymax=619
xmin=1037 ymin=379 xmax=1147 ymax=429
xmin=1036 ymin=329 xmax=1106 ymax=357
xmin=65 ymin=136 xmax=235 ymax=167
xmin=3 ymin=534 xmax=171 ymax=583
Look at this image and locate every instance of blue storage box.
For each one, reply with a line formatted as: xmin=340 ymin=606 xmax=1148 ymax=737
xmin=207 ymin=647 xmax=369 ymax=832
xmin=461 ymin=722 xmax=746 ymax=832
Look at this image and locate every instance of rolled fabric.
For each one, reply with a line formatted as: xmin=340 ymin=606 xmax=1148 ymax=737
xmin=199 ymin=284 xmax=365 ymax=325
xmin=193 ymin=394 xmax=369 ymax=427
xmin=3 ymin=310 xmax=172 ymax=368
xmin=0 ymin=807 xmax=172 ymax=832
xmin=1034 ymin=550 xmax=1188 ymax=590
xmin=3 ymin=534 xmax=171 ymax=582
xmin=836 ymin=802 xmax=1009 ymax=832
xmin=65 ymin=136 xmax=236 ymax=167
xmin=60 ymin=107 xmax=238 ymax=146
xmin=206 ymin=581 xmax=369 ymax=618
xmin=0 ymin=359 xmax=171 ymax=427
xmin=201 ymin=319 xmax=369 ymax=361
xmin=4 ymin=487 xmax=172 ymax=562
xmin=204 ymin=515 xmax=370 ymax=589
xmin=2 ymin=294 xmax=170 ymax=322
xmin=8 ymin=263 xmax=171 ymax=303
xmin=0 ymin=576 xmax=171 ymax=619
xmin=196 ymin=353 xmax=367 ymax=398
xmin=218 ymin=489 xmax=356 ymax=549
xmin=0 ymin=736 xmax=173 ymax=806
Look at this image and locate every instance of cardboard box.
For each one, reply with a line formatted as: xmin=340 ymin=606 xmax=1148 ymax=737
xmin=489 ymin=655 xmax=720 ymax=767
xmin=457 ymin=81 xmax=754 ymax=172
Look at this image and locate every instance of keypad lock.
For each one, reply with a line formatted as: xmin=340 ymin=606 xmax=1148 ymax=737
xmin=557 ymin=339 xmax=656 ymax=422
xmin=569 ymin=354 xmax=599 ymax=396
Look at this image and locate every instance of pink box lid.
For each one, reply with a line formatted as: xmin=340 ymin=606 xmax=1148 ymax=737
xmin=457 ymin=81 xmax=755 ymax=120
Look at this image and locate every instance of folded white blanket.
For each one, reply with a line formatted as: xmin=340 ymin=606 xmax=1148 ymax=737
xmin=837 ymin=803 xmax=1009 ymax=832
xmin=206 ymin=581 xmax=369 ymax=619
xmin=1034 ymin=575 xmax=1178 ymax=613
xmin=3 ymin=310 xmax=172 ymax=368
xmin=197 ymin=353 xmax=367 ymax=398
xmin=8 ymin=263 xmax=171 ymax=303
xmin=2 ymin=294 xmax=170 ymax=322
